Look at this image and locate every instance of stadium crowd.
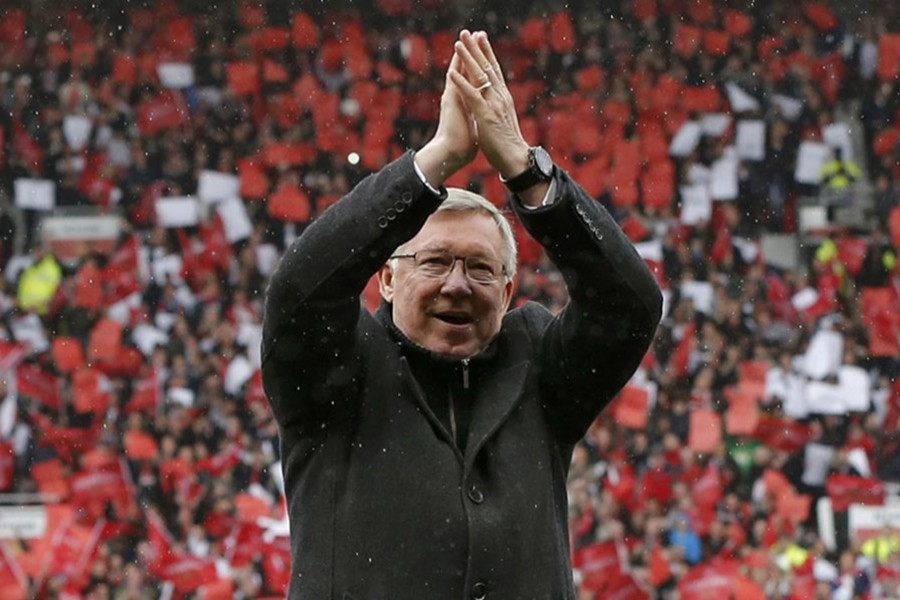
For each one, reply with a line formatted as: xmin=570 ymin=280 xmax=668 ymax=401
xmin=0 ymin=0 xmax=899 ymax=597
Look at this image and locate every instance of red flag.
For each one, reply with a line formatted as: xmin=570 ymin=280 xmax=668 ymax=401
xmin=70 ymin=460 xmax=134 ymax=519
xmin=145 ymin=510 xmax=176 ymax=576
xmin=72 ymin=368 xmax=111 ymax=415
xmin=691 ymin=462 xmax=723 ymax=510
xmin=127 ymin=369 xmax=160 ymax=414
xmin=612 ymin=385 xmax=650 ymax=429
xmin=102 ymin=235 xmax=141 ymax=303
xmin=688 ymin=410 xmax=722 ymax=453
xmin=136 ymin=90 xmax=189 ymax=134
xmin=826 ymin=474 xmax=886 ymax=512
xmin=0 ymin=442 xmax=14 ymax=492
xmin=0 ymin=542 xmax=27 ymax=600
xmin=16 ymin=364 xmax=60 ymax=410
xmin=124 ymin=429 xmax=159 ymax=461
xmin=667 ymin=321 xmax=697 ymax=378
xmin=649 ymin=543 xmax=672 ymax=586
xmin=291 ymin=11 xmax=319 ymax=49
xmin=678 ymin=560 xmax=738 ymax=600
xmin=0 ymin=341 xmax=27 ymax=373
xmin=196 ymin=444 xmax=242 ymax=477
xmin=261 ymin=537 xmax=292 ymax=594
xmin=549 ymin=11 xmax=575 ymax=54
xmin=572 ymin=541 xmax=623 ymax=593
xmin=163 ymin=555 xmax=219 ymax=593
xmin=225 ymin=521 xmax=266 ymax=567
xmin=88 ymin=318 xmax=123 ymax=365
xmin=753 ymin=417 xmax=811 ymax=453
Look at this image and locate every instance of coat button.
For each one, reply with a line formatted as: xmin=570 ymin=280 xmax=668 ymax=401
xmin=471 ymin=582 xmax=487 ymax=599
xmin=393 ymin=200 xmax=406 ymax=212
xmin=386 ymin=208 xmax=397 ymax=220
xmin=401 ymin=192 xmax=413 ymax=204
xmin=377 ymin=217 xmax=389 ymax=229
xmin=467 ymin=485 xmax=484 ymax=504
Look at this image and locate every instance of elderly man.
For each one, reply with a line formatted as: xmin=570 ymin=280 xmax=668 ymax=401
xmin=262 ymin=30 xmax=662 ymax=600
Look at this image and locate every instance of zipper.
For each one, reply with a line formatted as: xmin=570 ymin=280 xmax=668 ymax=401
xmin=448 ymin=359 xmax=469 ymax=447
xmin=461 ymin=358 xmax=470 ymax=389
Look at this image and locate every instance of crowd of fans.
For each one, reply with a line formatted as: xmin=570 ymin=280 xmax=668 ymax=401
xmin=0 ymin=0 xmax=899 ymax=597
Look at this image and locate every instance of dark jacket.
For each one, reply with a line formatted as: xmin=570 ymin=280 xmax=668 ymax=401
xmin=261 ymin=152 xmax=662 ymax=600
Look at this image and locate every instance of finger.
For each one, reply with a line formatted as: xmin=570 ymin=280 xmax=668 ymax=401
xmin=475 ymin=31 xmax=506 ymax=87
xmin=460 ymin=30 xmax=497 ymax=84
xmin=454 ymin=40 xmax=490 ymax=90
xmin=449 ymin=67 xmax=483 ymax=107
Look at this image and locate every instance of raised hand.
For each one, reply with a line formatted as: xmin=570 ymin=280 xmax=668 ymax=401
xmin=414 ymin=52 xmax=478 ymax=187
xmin=449 ymin=30 xmax=530 ymax=180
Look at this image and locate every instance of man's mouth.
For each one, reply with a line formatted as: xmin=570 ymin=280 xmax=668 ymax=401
xmin=434 ymin=311 xmax=474 ymax=326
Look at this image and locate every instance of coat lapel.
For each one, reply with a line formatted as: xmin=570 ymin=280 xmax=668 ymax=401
xmin=399 ymin=356 xmax=464 ymax=463
xmin=464 ymin=361 xmax=529 ymax=474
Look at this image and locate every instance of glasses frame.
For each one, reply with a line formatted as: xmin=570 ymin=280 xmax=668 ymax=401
xmin=389 ymin=249 xmax=508 ymax=284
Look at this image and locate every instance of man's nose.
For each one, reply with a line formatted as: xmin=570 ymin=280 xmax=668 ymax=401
xmin=440 ymin=259 xmax=472 ymax=295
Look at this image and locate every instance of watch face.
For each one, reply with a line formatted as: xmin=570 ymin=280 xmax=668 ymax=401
xmin=532 ymin=147 xmax=554 ymax=178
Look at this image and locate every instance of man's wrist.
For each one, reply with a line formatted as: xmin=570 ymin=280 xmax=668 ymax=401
xmin=413 ymin=140 xmax=467 ymax=188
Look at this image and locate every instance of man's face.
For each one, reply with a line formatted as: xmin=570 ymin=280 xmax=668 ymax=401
xmin=379 ymin=210 xmax=513 ymax=358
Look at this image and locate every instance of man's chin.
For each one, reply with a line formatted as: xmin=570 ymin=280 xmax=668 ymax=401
xmin=424 ymin=337 xmax=479 ymax=359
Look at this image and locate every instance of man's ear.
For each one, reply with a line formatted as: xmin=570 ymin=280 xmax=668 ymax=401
xmin=501 ymin=277 xmax=514 ymax=313
xmin=378 ymin=263 xmax=395 ymax=303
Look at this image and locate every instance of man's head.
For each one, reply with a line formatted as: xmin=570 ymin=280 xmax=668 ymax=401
xmin=378 ymin=188 xmax=517 ymax=358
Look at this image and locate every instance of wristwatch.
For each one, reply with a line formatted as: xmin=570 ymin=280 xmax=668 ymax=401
xmin=501 ymin=146 xmax=555 ymax=193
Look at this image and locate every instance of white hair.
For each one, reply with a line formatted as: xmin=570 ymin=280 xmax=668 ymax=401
xmin=433 ymin=188 xmax=518 ymax=279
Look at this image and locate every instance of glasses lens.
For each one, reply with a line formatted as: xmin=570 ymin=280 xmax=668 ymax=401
xmin=414 ymin=250 xmax=455 ymax=277
xmin=465 ymin=256 xmax=502 ymax=283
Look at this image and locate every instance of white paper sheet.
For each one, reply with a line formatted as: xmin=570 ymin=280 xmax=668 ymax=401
xmin=732 ymin=238 xmax=759 ymax=263
xmin=224 ymin=354 xmax=254 ymax=396
xmin=255 ymin=243 xmax=279 ymax=276
xmin=795 ymin=141 xmax=832 ymax=184
xmin=132 ymin=324 xmax=170 ymax=356
xmin=709 ymin=151 xmax=739 ymax=200
xmin=725 ymin=81 xmax=761 ymax=113
xmin=822 ymin=122 xmax=854 ymax=161
xmin=805 ymin=380 xmax=847 ymax=415
xmin=669 ymin=121 xmax=702 ymax=157
xmin=14 ymin=179 xmax=56 ymax=211
xmin=157 ymin=63 xmax=195 ymax=89
xmin=735 ymin=120 xmax=766 ymax=161
xmin=772 ymin=94 xmax=804 ymax=121
xmin=167 ymin=386 xmax=195 ymax=407
xmin=634 ymin=240 xmax=663 ymax=263
xmin=150 ymin=254 xmax=183 ymax=285
xmin=197 ymin=170 xmax=241 ymax=204
xmin=802 ymin=329 xmax=844 ymax=380
xmin=10 ymin=313 xmax=48 ymax=354
xmin=846 ymin=448 xmax=871 ymax=478
xmin=216 ymin=196 xmax=253 ymax=243
xmin=701 ymin=113 xmax=732 ymax=136
xmin=686 ymin=163 xmax=711 ymax=185
xmin=63 ymin=115 xmax=92 ymax=151
xmin=783 ymin=373 xmax=809 ymax=419
xmin=838 ymin=365 xmax=870 ymax=412
xmin=802 ymin=443 xmax=836 ymax=486
xmin=791 ymin=287 xmax=819 ymax=311
xmin=679 ymin=184 xmax=712 ymax=225
xmin=156 ymin=196 xmax=200 ymax=228
xmin=681 ymin=280 xmax=714 ymax=314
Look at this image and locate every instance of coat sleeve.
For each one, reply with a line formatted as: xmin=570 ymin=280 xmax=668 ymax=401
xmin=512 ymin=167 xmax=663 ymax=444
xmin=260 ymin=152 xmax=446 ymax=433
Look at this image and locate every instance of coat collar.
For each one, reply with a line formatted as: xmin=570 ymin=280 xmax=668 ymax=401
xmin=376 ymin=302 xmax=528 ymax=471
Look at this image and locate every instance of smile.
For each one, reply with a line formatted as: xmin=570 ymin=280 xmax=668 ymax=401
xmin=434 ymin=312 xmax=475 ymax=326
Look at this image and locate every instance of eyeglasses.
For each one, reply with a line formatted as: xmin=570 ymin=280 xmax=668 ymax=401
xmin=389 ymin=249 xmax=507 ymax=284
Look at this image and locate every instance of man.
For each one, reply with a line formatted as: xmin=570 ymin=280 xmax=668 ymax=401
xmin=262 ymin=30 xmax=662 ymax=599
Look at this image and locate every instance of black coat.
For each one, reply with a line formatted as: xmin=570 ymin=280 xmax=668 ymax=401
xmin=261 ymin=152 xmax=662 ymax=600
